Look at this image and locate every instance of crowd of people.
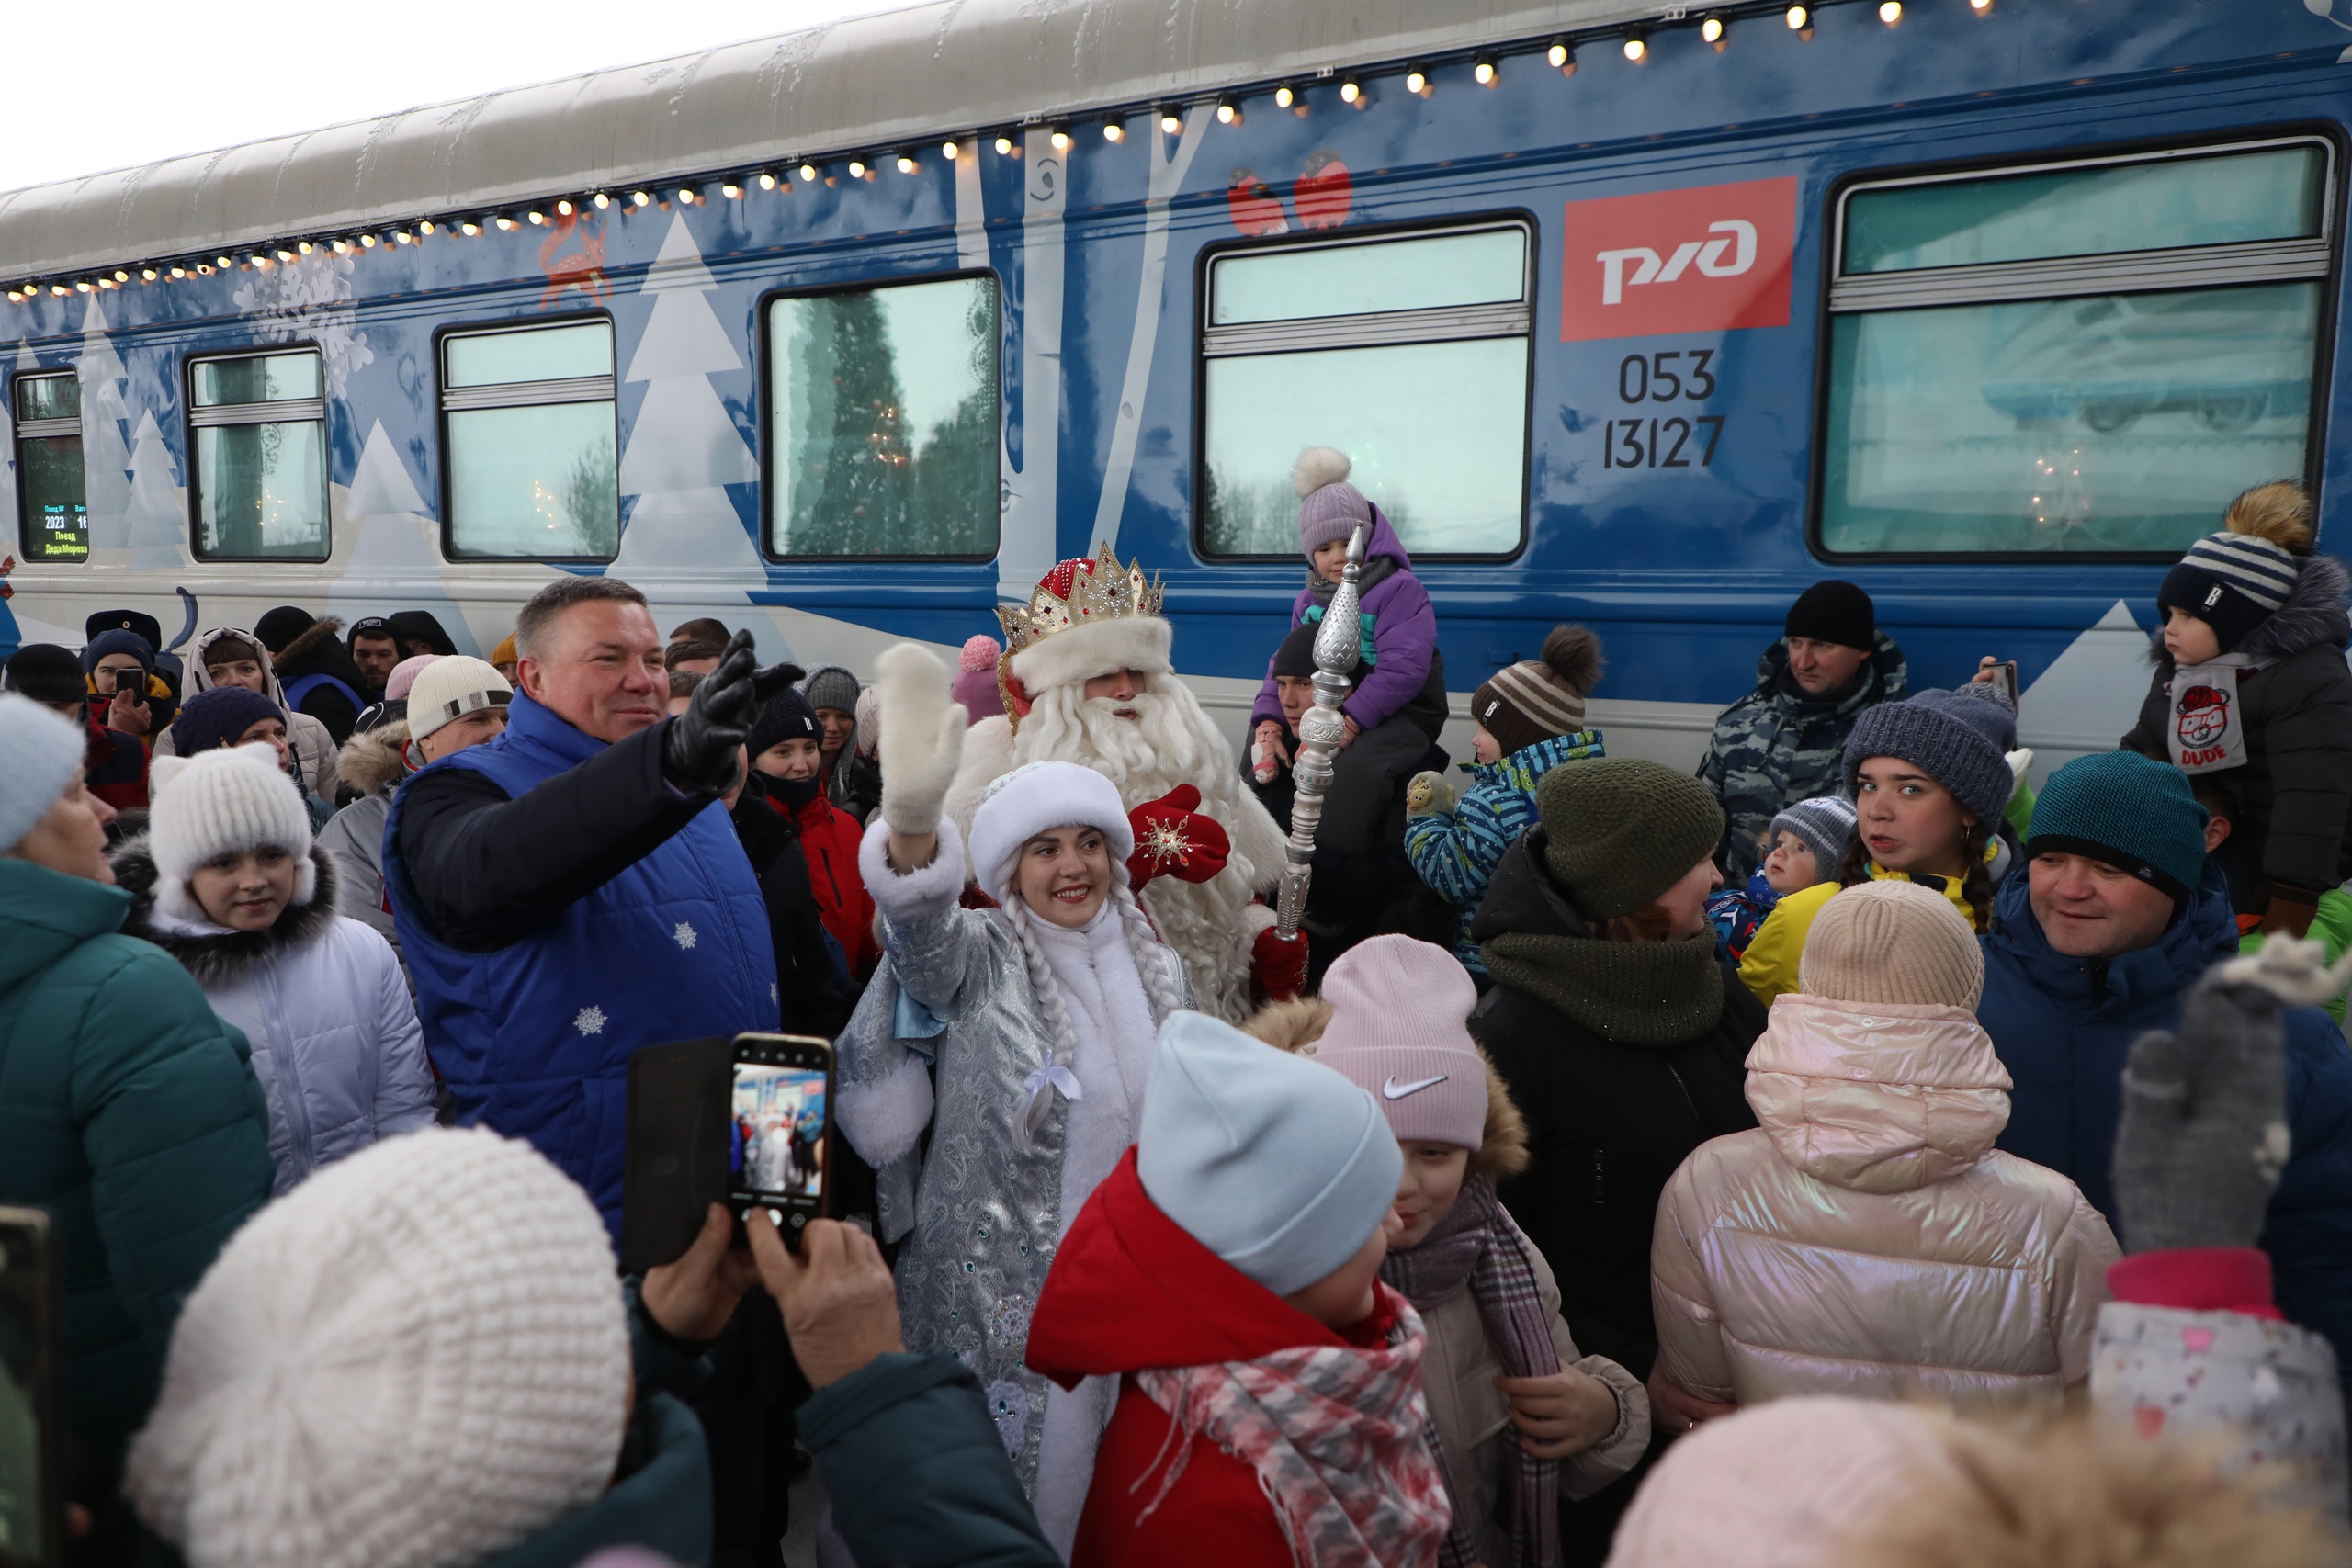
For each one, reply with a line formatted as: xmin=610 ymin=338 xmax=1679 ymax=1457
xmin=1 ymin=459 xmax=2349 ymax=1568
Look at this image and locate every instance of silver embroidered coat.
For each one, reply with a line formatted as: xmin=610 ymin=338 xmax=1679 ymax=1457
xmin=834 ymin=818 xmax=1186 ymax=1495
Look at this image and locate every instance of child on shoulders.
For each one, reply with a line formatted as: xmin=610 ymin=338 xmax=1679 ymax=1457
xmin=1705 ymin=795 xmax=1855 ymax=962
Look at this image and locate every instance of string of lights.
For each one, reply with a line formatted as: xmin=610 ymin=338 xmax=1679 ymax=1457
xmin=4 ymin=0 xmax=1999 ymax=307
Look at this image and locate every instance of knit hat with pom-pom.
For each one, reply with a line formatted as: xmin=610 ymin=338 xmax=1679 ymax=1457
xmin=1798 ymin=878 xmax=1984 ymax=1010
xmin=1472 ymin=625 xmax=1604 ymax=759
xmin=2158 ymin=480 xmax=2314 ymax=653
xmin=146 ymin=745 xmax=315 ymax=923
xmin=951 ymin=635 xmax=1006 ymax=724
xmin=125 ymin=1128 xmax=631 ymax=1568
xmin=1294 ymin=446 xmax=1374 ymax=557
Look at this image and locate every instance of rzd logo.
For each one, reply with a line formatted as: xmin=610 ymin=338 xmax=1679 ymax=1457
xmin=1563 ymin=177 xmax=1797 ymax=343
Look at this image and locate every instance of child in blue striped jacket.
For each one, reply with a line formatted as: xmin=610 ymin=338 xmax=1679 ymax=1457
xmin=1405 ymin=626 xmax=1604 ymax=976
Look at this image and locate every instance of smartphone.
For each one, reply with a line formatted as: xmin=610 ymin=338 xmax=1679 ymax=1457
xmin=729 ymin=1034 xmax=833 ymax=1251
xmin=1988 ymin=660 xmax=2018 ymax=709
xmin=0 ymin=1209 xmax=65 ymax=1568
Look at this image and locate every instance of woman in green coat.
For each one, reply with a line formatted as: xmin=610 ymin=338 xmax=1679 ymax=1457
xmin=0 ymin=694 xmax=272 ymax=1539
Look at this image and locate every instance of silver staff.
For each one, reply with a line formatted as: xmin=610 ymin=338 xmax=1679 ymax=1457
xmin=1275 ymin=518 xmax=1371 ymax=939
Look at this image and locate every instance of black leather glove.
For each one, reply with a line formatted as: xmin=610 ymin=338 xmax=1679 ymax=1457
xmin=662 ymin=630 xmax=806 ymax=795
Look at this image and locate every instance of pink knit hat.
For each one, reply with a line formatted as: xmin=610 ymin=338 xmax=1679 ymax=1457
xmin=957 ymin=634 xmax=1001 ymax=671
xmin=1606 ymin=1397 xmax=1957 ymax=1568
xmin=385 ymin=654 xmax=437 ymax=702
xmin=1309 ymin=935 xmax=1486 ymax=1149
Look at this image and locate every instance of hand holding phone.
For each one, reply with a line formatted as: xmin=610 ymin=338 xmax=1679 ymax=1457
xmin=746 ymin=1215 xmax=903 ymax=1388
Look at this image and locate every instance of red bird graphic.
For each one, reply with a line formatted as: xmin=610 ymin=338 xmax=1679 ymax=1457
xmin=1294 ymin=150 xmax=1352 ymax=230
xmin=1227 ymin=169 xmax=1290 ymax=236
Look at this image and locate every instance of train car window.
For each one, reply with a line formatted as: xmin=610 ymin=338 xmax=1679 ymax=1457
xmin=764 ymin=274 xmax=1000 ymax=559
xmin=1200 ymin=221 xmax=1532 ymax=558
xmin=12 ymin=373 xmax=87 ymax=562
xmin=1822 ymin=139 xmax=2332 ymax=558
xmin=441 ymin=320 xmax=617 ymax=560
xmin=188 ymin=349 xmax=329 ymax=561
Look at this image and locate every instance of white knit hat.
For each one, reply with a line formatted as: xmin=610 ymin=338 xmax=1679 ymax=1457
xmin=405 ymin=655 xmax=511 ymax=742
xmin=126 ymin=1128 xmax=631 ymax=1568
xmin=146 ymin=746 xmax=316 ymax=924
xmin=0 ymin=694 xmax=87 ymax=854
xmin=967 ymin=760 xmax=1135 ymax=898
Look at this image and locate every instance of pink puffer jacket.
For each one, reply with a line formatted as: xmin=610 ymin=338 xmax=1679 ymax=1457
xmin=1650 ymin=993 xmax=2120 ymax=1409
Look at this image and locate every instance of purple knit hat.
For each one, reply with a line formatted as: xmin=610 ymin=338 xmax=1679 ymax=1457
xmin=1293 ymin=446 xmax=1373 ymax=557
xmin=1309 ymin=935 xmax=1487 ymax=1150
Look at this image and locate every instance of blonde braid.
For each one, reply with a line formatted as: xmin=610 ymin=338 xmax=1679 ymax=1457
xmin=1112 ymin=882 xmax=1187 ymax=1024
xmin=1002 ymin=902 xmax=1079 ymax=1148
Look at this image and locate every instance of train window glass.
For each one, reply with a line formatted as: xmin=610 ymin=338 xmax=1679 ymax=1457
xmin=1211 ymin=230 xmax=1526 ymax=325
xmin=765 ymin=274 xmax=999 ymax=558
xmin=1844 ymin=146 xmax=2325 ymax=274
xmin=189 ymin=349 xmax=328 ymax=561
xmin=440 ymin=321 xmax=617 ymax=560
xmin=12 ymin=373 xmax=86 ymax=562
xmin=1202 ymin=222 xmax=1532 ymax=557
xmin=1824 ymin=140 xmax=2332 ymax=558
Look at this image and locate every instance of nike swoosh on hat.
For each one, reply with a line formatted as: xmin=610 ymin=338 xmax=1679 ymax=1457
xmin=1382 ymin=1073 xmax=1449 ymax=1100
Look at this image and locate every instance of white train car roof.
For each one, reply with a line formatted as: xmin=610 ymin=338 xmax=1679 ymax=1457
xmin=0 ymin=0 xmax=1644 ymax=283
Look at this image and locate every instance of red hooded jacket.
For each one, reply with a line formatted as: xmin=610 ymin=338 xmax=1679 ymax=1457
xmin=771 ymin=787 xmax=879 ymax=980
xmin=1026 ymin=1149 xmax=1402 ymax=1568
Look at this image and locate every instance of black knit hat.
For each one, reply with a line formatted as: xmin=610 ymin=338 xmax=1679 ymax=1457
xmin=170 ymin=686 xmax=280 ymax=756
xmin=1271 ymin=623 xmax=1320 ymax=680
xmin=1784 ymin=581 xmax=1875 ymax=651
xmin=1535 ymin=758 xmax=1725 ymax=921
xmin=3 ymin=644 xmax=88 ymax=706
xmin=747 ymin=688 xmax=821 ymax=760
xmin=253 ymin=606 xmax=317 ymax=655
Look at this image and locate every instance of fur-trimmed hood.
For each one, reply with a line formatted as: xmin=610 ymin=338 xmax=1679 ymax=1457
xmin=2148 ymin=551 xmax=2351 ymax=674
xmin=111 ymin=836 xmax=340 ymax=989
xmin=273 ymin=615 xmax=345 ymax=672
xmin=336 ymin=722 xmax=411 ymax=797
xmin=1242 ymin=995 xmax=1530 ymax=1180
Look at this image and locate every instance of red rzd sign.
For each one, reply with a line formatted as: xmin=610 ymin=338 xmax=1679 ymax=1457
xmin=1562 ymin=176 xmax=1798 ymax=342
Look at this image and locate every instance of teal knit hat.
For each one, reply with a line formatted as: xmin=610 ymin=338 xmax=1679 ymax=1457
xmin=2025 ymin=751 xmax=2209 ymax=903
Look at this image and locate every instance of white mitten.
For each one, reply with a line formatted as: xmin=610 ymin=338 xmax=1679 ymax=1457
xmin=876 ymin=643 xmax=967 ymax=835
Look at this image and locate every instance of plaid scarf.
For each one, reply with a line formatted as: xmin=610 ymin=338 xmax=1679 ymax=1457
xmin=1130 ymin=1289 xmax=1451 ymax=1568
xmin=1381 ymin=1178 xmax=1563 ymax=1568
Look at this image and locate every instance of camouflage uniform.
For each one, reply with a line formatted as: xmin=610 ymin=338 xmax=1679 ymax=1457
xmin=1697 ymin=633 xmax=1907 ymax=879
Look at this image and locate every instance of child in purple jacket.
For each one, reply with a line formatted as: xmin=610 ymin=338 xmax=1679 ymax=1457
xmin=1250 ymin=446 xmax=1447 ymax=860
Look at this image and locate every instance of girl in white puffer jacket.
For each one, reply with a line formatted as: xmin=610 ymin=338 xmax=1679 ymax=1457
xmin=114 ymin=745 xmax=437 ymax=1196
xmin=1649 ymin=878 xmax=2120 ymax=1419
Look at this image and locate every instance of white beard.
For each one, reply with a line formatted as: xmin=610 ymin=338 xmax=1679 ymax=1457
xmin=944 ymin=679 xmax=1286 ymax=1023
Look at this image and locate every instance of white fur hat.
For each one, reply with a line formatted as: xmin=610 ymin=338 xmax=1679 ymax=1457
xmin=968 ymin=761 xmax=1135 ymax=897
xmin=126 ymin=1128 xmax=631 ymax=1568
xmin=147 ymin=745 xmax=316 ymax=924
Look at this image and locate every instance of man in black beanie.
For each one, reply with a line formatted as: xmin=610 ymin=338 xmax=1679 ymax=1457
xmin=1697 ymin=580 xmax=1907 ymax=879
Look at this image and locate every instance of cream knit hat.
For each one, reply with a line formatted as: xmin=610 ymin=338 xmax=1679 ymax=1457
xmin=405 ymin=655 xmax=511 ymax=742
xmin=126 ymin=1128 xmax=631 ymax=1568
xmin=146 ymin=746 xmax=316 ymax=925
xmin=1798 ymin=879 xmax=1984 ymax=1010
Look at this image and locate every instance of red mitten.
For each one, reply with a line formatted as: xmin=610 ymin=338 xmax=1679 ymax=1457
xmin=1252 ymin=924 xmax=1309 ymax=1002
xmin=1126 ymin=785 xmax=1232 ymax=892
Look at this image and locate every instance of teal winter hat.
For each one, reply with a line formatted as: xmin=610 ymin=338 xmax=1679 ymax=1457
xmin=2024 ymin=751 xmax=2208 ymax=904
xmin=1136 ymin=1010 xmax=1402 ymax=1299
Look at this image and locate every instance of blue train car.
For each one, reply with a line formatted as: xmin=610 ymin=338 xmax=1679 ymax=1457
xmin=1 ymin=0 xmax=2346 ymax=777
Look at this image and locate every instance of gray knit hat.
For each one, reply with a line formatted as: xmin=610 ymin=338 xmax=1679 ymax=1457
xmin=1536 ymin=758 xmax=1725 ymax=922
xmin=1840 ymin=686 xmax=2016 ymax=828
xmin=800 ymin=666 xmax=861 ymax=716
xmin=0 ymin=694 xmax=88 ymax=855
xmin=1767 ymin=795 xmax=1859 ymax=878
xmin=1292 ymin=446 xmax=1373 ymax=557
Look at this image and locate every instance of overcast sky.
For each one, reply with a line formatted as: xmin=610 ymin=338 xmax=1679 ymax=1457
xmin=2 ymin=1 xmax=895 ymax=193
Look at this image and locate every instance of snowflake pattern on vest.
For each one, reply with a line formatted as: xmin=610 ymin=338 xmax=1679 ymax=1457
xmin=575 ymin=1006 xmax=607 ymax=1035
xmin=673 ymin=921 xmax=698 ymax=950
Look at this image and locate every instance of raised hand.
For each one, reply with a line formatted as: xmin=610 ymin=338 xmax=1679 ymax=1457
xmin=1127 ymin=784 xmax=1231 ymax=891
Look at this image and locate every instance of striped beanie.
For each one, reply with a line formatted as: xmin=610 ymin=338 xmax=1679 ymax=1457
xmin=1766 ymin=795 xmax=1858 ymax=879
xmin=2159 ymin=531 xmax=2299 ymax=653
xmin=1472 ymin=625 xmax=1603 ymax=760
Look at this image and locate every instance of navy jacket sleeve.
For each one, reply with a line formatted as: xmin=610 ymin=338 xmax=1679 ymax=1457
xmin=394 ymin=719 xmax=718 ymax=950
xmin=798 ymin=1351 xmax=1060 ymax=1568
xmin=2264 ymin=1006 xmax=2352 ymax=1400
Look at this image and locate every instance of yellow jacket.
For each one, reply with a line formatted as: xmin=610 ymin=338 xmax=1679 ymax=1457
xmin=1737 ymin=864 xmax=1983 ymax=1007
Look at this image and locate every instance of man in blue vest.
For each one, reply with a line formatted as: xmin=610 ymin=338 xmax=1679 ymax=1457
xmin=384 ymin=576 xmax=788 ymax=1235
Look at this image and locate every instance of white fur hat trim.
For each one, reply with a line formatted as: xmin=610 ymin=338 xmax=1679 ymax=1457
xmin=968 ymin=761 xmax=1136 ymax=897
xmin=1005 ymin=613 xmax=1172 ymax=694
xmin=147 ymin=745 xmax=316 ymax=923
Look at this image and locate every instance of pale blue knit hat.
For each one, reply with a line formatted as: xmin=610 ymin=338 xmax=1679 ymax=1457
xmin=1137 ymin=1010 xmax=1402 ymax=1297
